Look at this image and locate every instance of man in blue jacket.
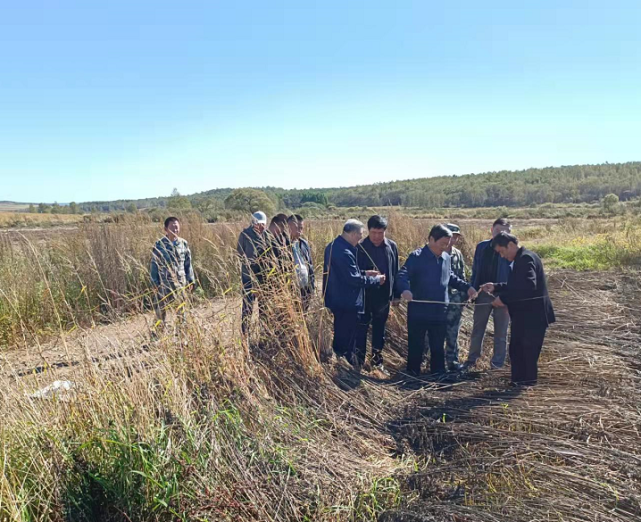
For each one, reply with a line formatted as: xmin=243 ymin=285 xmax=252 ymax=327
xmin=323 ymin=219 xmax=386 ymax=369
xmin=464 ymin=218 xmax=513 ymax=369
xmin=396 ymin=225 xmax=477 ymax=376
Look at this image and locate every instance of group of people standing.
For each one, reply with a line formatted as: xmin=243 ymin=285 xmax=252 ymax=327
xmin=322 ymin=216 xmax=555 ymax=385
xmin=150 ymin=212 xmax=555 ymax=387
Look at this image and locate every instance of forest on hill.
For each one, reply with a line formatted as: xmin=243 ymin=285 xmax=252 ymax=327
xmin=28 ymin=162 xmax=641 ymax=215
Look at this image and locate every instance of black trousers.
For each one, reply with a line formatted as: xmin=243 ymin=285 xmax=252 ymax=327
xmin=332 ymin=309 xmax=361 ymax=359
xmin=356 ymin=302 xmax=390 ymax=365
xmin=241 ymin=280 xmax=267 ymax=335
xmin=509 ymin=322 xmax=547 ymax=384
xmin=407 ymin=316 xmax=446 ymax=374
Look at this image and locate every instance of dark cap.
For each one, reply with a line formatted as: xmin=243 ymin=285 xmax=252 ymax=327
xmin=445 ymin=223 xmax=461 ymax=235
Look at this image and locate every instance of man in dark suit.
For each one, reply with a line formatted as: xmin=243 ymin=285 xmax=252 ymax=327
xmin=323 ymin=219 xmax=387 ymax=370
xmin=356 ymin=215 xmax=400 ymax=374
xmin=481 ymin=232 xmax=555 ymax=386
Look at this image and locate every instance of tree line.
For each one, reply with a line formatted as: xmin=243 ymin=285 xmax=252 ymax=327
xmin=29 ymin=162 xmax=641 ymax=216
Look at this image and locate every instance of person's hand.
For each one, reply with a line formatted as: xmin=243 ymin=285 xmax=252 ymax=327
xmin=467 ymin=287 xmax=478 ymax=301
xmin=365 ymin=270 xmax=380 ymax=277
xmin=481 ymin=283 xmax=495 ymax=294
xmin=391 ymin=298 xmax=401 ymax=307
xmin=492 ymin=296 xmax=505 ymax=308
xmin=378 ymin=274 xmax=387 ymax=285
xmin=401 ymin=290 xmax=413 ymax=302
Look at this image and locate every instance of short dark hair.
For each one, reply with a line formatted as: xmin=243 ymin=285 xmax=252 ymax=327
xmin=428 ymin=224 xmax=453 ymax=242
xmin=367 ymin=215 xmax=388 ymax=230
xmin=492 ymin=217 xmax=511 ymax=228
xmin=270 ymin=213 xmax=288 ymax=227
xmin=287 ymin=214 xmax=305 ymax=224
xmin=164 ymin=216 xmax=179 ymax=229
xmin=491 ymin=231 xmax=519 ymax=249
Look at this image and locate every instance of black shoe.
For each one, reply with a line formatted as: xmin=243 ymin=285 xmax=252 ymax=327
xmin=448 ymin=362 xmax=463 ymax=372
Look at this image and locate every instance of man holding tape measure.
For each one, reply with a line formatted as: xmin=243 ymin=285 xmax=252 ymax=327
xmin=481 ymin=232 xmax=555 ymax=386
xmin=396 ymin=224 xmax=478 ymax=376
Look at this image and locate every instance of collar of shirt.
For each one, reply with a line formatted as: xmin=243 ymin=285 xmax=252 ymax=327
xmin=423 ymin=245 xmax=445 ymax=262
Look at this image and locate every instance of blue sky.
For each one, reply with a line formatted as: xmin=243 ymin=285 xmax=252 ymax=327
xmin=1 ymin=1 xmax=640 ymax=203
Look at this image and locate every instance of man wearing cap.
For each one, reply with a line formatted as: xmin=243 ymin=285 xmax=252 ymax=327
xmin=237 ymin=211 xmax=268 ymax=334
xmin=444 ymin=223 xmax=467 ymax=371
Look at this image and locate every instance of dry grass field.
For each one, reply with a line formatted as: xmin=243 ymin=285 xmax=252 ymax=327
xmin=0 ymin=211 xmax=84 ymax=229
xmin=0 ymin=213 xmax=640 ymax=521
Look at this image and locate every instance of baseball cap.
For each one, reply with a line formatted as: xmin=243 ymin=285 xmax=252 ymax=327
xmin=445 ymin=223 xmax=461 ymax=235
xmin=251 ymin=211 xmax=267 ymax=225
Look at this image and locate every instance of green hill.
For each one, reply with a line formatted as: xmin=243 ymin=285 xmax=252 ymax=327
xmin=76 ymin=161 xmax=641 ymax=213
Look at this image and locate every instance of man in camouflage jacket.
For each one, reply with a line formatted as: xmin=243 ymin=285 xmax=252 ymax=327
xmin=150 ymin=217 xmax=195 ymax=324
xmin=444 ymin=224 xmax=467 ymax=370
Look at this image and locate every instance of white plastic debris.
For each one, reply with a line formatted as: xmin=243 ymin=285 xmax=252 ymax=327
xmin=29 ymin=380 xmax=76 ymax=399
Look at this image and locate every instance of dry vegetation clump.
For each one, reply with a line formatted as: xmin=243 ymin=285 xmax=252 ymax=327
xmin=1 ymin=214 xmax=640 ymax=521
xmin=0 ymin=276 xmax=411 ymax=521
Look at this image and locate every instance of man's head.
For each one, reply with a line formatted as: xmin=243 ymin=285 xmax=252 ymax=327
xmin=164 ymin=217 xmax=180 ymax=240
xmin=428 ymin=224 xmax=453 ymax=256
xmin=491 ymin=217 xmax=512 ymax=238
xmin=491 ymin=231 xmax=520 ymax=261
xmin=287 ymin=214 xmax=304 ymax=240
xmin=367 ymin=215 xmax=388 ymax=247
xmin=342 ymin=219 xmax=365 ymax=246
xmin=269 ymin=213 xmax=289 ymax=237
xmin=445 ymin=223 xmax=462 ymax=248
xmin=251 ymin=211 xmax=267 ymax=234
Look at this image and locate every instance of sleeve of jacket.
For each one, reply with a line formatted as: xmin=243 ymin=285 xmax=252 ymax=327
xmin=395 ymin=252 xmax=415 ymax=296
xmin=237 ymin=232 xmax=249 ymax=259
xmin=494 ymin=257 xmax=537 ymax=305
xmin=184 ymin=241 xmax=195 ymax=284
xmin=339 ymin=249 xmax=379 ymax=287
xmin=303 ymin=240 xmax=315 ymax=288
xmin=448 ymin=272 xmax=471 ymax=293
xmin=392 ymin=242 xmax=400 ymax=280
xmin=470 ymin=242 xmax=483 ymax=290
xmin=150 ymin=243 xmax=161 ymax=287
xmin=322 ymin=243 xmax=330 ymax=297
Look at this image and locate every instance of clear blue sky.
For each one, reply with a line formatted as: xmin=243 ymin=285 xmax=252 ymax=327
xmin=1 ymin=1 xmax=640 ymax=203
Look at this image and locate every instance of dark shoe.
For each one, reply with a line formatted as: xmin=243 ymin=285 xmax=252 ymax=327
xmin=406 ymin=369 xmax=421 ymax=378
xmin=448 ymin=362 xmax=463 ymax=372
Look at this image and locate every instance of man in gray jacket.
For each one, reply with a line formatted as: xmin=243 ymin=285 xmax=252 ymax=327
xmin=237 ymin=211 xmax=268 ymax=334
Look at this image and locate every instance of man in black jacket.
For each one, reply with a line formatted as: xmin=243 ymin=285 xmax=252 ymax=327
xmin=481 ymin=232 xmax=555 ymax=386
xmin=356 ymin=215 xmax=400 ymax=373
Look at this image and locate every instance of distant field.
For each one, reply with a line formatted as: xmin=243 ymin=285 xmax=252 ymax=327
xmin=0 ymin=211 xmax=83 ymax=228
xmin=0 ymin=202 xmax=30 ymax=212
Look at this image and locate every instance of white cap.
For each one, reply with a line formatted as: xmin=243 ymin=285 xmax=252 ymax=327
xmin=251 ymin=211 xmax=267 ymax=225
